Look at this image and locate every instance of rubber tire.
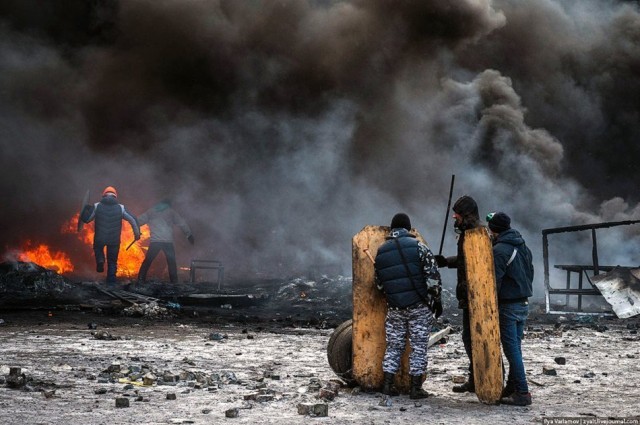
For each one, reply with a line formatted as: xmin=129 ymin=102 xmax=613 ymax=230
xmin=327 ymin=319 xmax=354 ymax=383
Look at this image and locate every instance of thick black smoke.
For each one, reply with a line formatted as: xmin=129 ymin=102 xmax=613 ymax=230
xmin=1 ymin=1 xmax=639 ymax=291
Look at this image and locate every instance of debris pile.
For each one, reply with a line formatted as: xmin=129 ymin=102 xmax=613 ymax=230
xmin=122 ymin=302 xmax=171 ymax=318
xmin=92 ymin=330 xmax=120 ymax=340
xmin=2 ymin=366 xmax=58 ymax=394
xmin=0 ymin=262 xmax=81 ymax=308
xmin=275 ymin=276 xmax=352 ymax=307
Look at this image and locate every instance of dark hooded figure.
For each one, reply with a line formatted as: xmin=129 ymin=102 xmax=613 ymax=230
xmin=487 ymin=211 xmax=534 ymax=406
xmin=374 ymin=213 xmax=443 ymax=399
xmin=80 ymin=186 xmax=140 ymax=284
xmin=434 ymin=195 xmax=481 ymax=393
xmin=136 ymin=199 xmax=193 ymax=284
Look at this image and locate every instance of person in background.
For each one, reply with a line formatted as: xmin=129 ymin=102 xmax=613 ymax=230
xmin=486 ymin=211 xmax=534 ymax=406
xmin=434 ymin=195 xmax=481 ymax=394
xmin=81 ymin=186 xmax=140 ymax=284
xmin=136 ymin=199 xmax=193 ymax=284
xmin=375 ymin=213 xmax=443 ymax=399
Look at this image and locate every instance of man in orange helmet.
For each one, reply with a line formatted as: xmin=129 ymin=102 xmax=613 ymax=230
xmin=80 ymin=186 xmax=140 ymax=284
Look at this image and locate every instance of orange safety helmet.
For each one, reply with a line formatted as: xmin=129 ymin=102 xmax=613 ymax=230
xmin=102 ymin=186 xmax=118 ymax=197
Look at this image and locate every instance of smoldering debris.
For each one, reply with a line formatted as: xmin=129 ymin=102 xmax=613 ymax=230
xmin=273 ymin=275 xmax=352 ymax=308
xmin=0 ymin=259 xmax=354 ymax=325
xmin=122 ymin=302 xmax=171 ymax=319
xmin=0 ymin=262 xmax=73 ymax=305
xmin=92 ymin=330 xmax=120 ymax=341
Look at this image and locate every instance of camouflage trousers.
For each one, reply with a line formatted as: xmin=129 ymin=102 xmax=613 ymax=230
xmin=382 ymin=303 xmax=434 ymax=376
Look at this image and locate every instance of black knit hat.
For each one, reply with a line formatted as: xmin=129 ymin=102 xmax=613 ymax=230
xmin=453 ymin=195 xmax=478 ymax=217
xmin=390 ymin=213 xmax=411 ymax=231
xmin=487 ymin=211 xmax=511 ymax=233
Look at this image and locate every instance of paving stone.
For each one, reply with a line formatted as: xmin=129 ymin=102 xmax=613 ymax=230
xmin=297 ymin=403 xmax=328 ymax=416
xmin=143 ymin=373 xmax=156 ymax=386
xmin=225 ymin=408 xmax=239 ymax=418
xmin=554 ymin=357 xmax=567 ymax=365
xmin=115 ymin=397 xmax=130 ymax=408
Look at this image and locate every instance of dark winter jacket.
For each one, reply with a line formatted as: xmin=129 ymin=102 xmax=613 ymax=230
xmin=81 ymin=195 xmax=140 ymax=245
xmin=493 ymin=228 xmax=534 ymax=302
xmin=375 ymin=229 xmax=431 ymax=309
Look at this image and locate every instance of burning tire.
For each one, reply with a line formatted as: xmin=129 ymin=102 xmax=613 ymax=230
xmin=326 ymin=319 xmax=354 ymax=384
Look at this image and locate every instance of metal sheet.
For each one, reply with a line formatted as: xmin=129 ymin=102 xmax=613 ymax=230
xmin=591 ymin=266 xmax=640 ymax=318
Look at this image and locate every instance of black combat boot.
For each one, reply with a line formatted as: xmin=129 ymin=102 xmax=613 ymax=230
xmin=381 ymin=372 xmax=398 ymax=396
xmin=452 ymin=377 xmax=475 ymax=393
xmin=409 ymin=375 xmax=429 ymax=399
xmin=500 ymin=381 xmax=515 ymax=399
xmin=501 ymin=392 xmax=532 ymax=406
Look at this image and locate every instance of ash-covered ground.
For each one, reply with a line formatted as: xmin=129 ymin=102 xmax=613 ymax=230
xmin=1 ymin=263 xmax=640 ymax=424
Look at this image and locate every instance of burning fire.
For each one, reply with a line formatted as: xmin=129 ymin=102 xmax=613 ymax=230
xmin=10 ymin=213 xmax=151 ymax=278
xmin=16 ymin=241 xmax=74 ymax=274
xmin=62 ymin=213 xmax=150 ymax=278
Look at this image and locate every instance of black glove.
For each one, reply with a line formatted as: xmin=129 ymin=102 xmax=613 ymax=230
xmin=427 ymin=284 xmax=441 ymax=298
xmin=187 ymin=235 xmax=194 ymax=245
xmin=134 ymin=233 xmax=141 ymax=241
xmin=427 ymin=285 xmax=443 ymax=318
xmin=434 ymin=255 xmax=448 ymax=268
xmin=433 ymin=298 xmax=443 ymax=319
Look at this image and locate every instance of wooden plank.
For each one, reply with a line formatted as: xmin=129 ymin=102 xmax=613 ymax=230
xmin=351 ymin=225 xmax=427 ymax=393
xmin=427 ymin=326 xmax=451 ymax=348
xmin=463 ymin=226 xmax=503 ymax=404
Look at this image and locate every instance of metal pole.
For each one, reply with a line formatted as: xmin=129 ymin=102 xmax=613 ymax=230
xmin=543 ymin=233 xmax=551 ymax=314
xmin=592 ymin=228 xmax=599 ymax=276
xmin=438 ymin=174 xmax=455 ymax=255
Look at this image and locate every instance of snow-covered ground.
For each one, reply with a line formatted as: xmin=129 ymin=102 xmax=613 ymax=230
xmin=0 ymin=312 xmax=639 ymax=424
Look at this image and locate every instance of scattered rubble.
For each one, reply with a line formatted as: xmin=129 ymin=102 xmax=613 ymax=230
xmin=122 ymin=302 xmax=171 ymax=318
xmin=1 ymin=313 xmax=636 ymax=424
xmin=92 ymin=330 xmax=120 ymax=340
xmin=6 ymin=367 xmax=26 ymax=389
xmin=1 ymin=261 xmax=640 ymax=424
xmin=297 ymin=402 xmax=329 ymax=417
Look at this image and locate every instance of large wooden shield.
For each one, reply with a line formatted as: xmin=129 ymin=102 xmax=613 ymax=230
xmin=351 ymin=225 xmax=427 ymax=393
xmin=463 ymin=226 xmax=503 ymax=404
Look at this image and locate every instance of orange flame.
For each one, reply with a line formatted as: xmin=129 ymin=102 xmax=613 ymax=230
xmin=17 ymin=241 xmax=74 ymax=274
xmin=63 ymin=213 xmax=150 ymax=278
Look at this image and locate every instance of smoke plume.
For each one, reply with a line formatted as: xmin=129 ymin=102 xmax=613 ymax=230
xmin=1 ymin=0 xmax=640 ymax=294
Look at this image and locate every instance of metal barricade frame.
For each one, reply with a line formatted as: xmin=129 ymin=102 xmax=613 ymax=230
xmin=542 ymin=220 xmax=640 ymax=315
xmin=189 ymin=259 xmax=224 ymax=290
